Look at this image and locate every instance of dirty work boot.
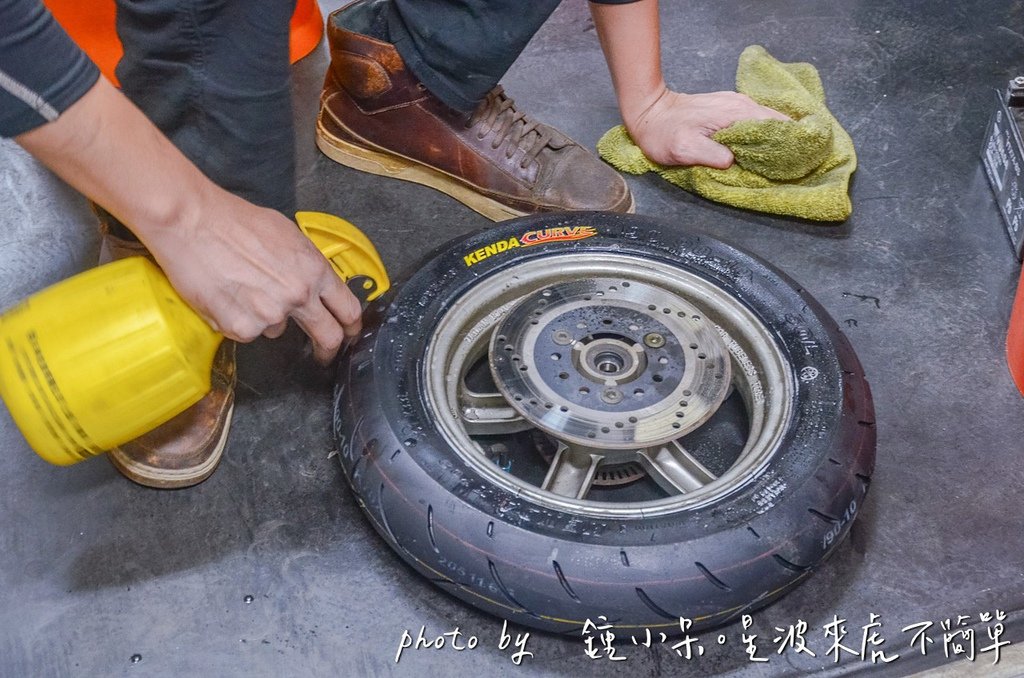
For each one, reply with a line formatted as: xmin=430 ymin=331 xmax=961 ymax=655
xmin=316 ymin=3 xmax=634 ymax=221
xmin=95 ymin=207 xmax=236 ymax=489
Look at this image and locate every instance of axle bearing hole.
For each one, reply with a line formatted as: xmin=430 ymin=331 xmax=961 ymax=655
xmin=595 ymin=351 xmax=626 ymax=374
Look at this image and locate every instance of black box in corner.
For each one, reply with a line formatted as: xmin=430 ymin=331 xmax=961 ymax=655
xmin=982 ymin=80 xmax=1024 ymax=260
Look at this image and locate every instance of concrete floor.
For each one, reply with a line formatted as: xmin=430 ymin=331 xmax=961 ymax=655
xmin=2 ymin=0 xmax=1024 ymax=676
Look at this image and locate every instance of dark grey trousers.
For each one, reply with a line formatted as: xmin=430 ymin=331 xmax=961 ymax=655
xmin=114 ymin=0 xmax=297 ymax=215
xmin=387 ymin=0 xmax=562 ymax=112
xmin=113 ymin=0 xmax=560 ymax=213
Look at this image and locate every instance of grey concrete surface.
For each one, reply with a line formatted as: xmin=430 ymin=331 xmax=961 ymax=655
xmin=2 ymin=0 xmax=1024 ymax=676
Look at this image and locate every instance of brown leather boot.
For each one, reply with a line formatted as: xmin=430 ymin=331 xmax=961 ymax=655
xmin=96 ymin=208 xmax=236 ymax=489
xmin=316 ymin=3 xmax=634 ymax=221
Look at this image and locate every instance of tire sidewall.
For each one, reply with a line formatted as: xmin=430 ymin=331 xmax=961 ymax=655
xmin=343 ymin=212 xmax=860 ymax=548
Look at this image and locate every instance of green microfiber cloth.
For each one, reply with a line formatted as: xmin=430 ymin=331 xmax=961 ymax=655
xmin=597 ymin=45 xmax=856 ymax=222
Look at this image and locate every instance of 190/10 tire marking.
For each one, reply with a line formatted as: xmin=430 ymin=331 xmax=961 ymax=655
xmin=822 ymin=498 xmax=857 ymax=551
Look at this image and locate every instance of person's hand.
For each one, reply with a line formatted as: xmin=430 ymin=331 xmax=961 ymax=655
xmin=624 ymin=88 xmax=789 ymax=168
xmin=15 ymin=77 xmax=361 ymax=363
xmin=143 ymin=184 xmax=363 ymax=365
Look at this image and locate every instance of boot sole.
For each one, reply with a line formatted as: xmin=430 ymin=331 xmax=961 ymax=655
xmin=107 ymin=402 xmax=233 ymax=490
xmin=316 ymin=116 xmax=635 ymax=221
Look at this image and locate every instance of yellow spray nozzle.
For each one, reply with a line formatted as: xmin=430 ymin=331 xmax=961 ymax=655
xmin=296 ymin=211 xmax=390 ymax=304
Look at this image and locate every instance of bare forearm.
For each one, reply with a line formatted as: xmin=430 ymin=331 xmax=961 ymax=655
xmin=15 ymin=77 xmax=213 ymax=245
xmin=589 ymin=0 xmax=788 ymax=168
xmin=589 ymin=0 xmax=667 ymax=130
xmin=14 ymin=76 xmax=360 ymax=361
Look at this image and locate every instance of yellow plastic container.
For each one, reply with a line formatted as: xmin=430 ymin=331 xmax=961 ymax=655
xmin=0 ymin=212 xmax=388 ymax=466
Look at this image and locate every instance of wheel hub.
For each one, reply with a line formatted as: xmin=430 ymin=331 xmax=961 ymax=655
xmin=489 ymin=278 xmax=733 ymax=451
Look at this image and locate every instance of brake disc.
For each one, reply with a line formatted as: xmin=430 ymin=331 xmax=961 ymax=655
xmin=488 ymin=278 xmax=732 ymax=455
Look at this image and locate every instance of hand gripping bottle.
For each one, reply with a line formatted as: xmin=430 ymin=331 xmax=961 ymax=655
xmin=0 ymin=212 xmax=388 ymax=465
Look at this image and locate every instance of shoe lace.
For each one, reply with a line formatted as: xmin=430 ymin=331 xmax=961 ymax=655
xmin=466 ymin=86 xmax=553 ymax=170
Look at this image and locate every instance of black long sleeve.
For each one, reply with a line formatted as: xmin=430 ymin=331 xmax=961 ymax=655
xmin=0 ymin=0 xmax=99 ymax=137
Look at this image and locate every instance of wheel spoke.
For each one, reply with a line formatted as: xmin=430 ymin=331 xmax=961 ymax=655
xmin=459 ymin=387 xmax=533 ymax=435
xmin=638 ymin=440 xmax=717 ymax=495
xmin=541 ymin=443 xmax=602 ymax=499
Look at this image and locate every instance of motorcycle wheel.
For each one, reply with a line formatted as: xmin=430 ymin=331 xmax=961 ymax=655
xmin=334 ymin=212 xmax=875 ymax=633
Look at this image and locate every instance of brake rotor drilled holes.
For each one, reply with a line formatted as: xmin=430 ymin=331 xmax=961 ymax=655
xmin=489 ymin=277 xmax=732 ymax=449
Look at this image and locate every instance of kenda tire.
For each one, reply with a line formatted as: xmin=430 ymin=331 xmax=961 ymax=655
xmin=333 ymin=211 xmax=875 ymax=633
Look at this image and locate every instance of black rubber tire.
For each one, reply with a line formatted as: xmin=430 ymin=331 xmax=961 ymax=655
xmin=334 ymin=212 xmax=875 ymax=634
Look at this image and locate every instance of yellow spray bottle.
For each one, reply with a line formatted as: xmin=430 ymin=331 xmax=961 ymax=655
xmin=0 ymin=211 xmax=389 ymax=466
